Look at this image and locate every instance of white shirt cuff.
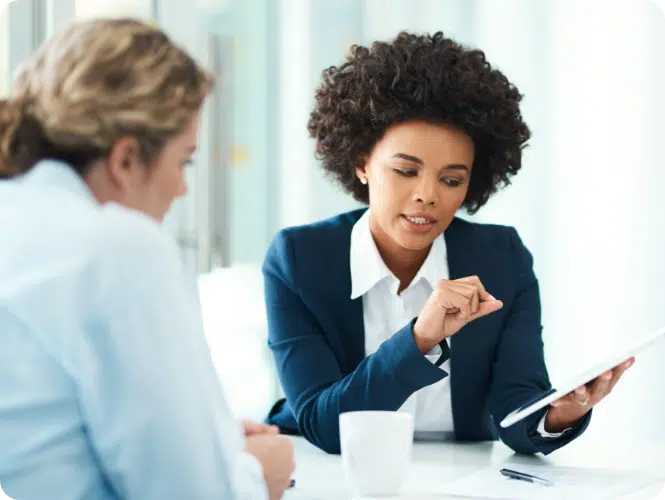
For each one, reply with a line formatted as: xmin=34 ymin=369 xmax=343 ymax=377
xmin=426 ymin=344 xmax=442 ymax=357
xmin=423 ymin=341 xmax=450 ymax=370
xmin=536 ymin=410 xmax=571 ymax=439
xmin=424 ymin=344 xmax=443 ymax=366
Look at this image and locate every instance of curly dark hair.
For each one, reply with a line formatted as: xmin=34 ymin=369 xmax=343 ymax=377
xmin=307 ymin=31 xmax=531 ymax=214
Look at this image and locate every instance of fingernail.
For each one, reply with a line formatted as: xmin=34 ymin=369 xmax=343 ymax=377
xmin=575 ymin=387 xmax=585 ymax=394
xmin=603 ymin=372 xmax=612 ymax=380
xmin=488 ymin=294 xmax=496 ymax=301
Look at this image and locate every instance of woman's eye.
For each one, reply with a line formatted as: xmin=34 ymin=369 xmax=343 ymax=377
xmin=442 ymin=178 xmax=463 ymax=187
xmin=394 ymin=169 xmax=418 ymax=177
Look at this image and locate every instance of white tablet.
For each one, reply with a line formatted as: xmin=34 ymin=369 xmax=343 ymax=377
xmin=499 ymin=326 xmax=665 ymax=429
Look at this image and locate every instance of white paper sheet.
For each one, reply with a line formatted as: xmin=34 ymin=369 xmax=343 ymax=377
xmin=438 ymin=464 xmax=663 ymax=500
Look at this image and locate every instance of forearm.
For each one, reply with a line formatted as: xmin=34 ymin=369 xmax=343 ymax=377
xmin=296 ymin=323 xmax=446 ymax=453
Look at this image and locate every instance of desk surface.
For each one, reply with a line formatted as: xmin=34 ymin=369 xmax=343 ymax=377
xmin=284 ymin=435 xmax=665 ymax=499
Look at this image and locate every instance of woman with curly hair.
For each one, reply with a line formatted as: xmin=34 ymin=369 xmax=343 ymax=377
xmin=263 ymin=32 xmax=632 ymax=455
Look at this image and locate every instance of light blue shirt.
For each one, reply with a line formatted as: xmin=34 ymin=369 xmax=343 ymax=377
xmin=0 ymin=160 xmax=267 ymax=500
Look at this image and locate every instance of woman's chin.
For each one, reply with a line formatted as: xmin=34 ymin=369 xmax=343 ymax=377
xmin=392 ymin=231 xmax=439 ymax=252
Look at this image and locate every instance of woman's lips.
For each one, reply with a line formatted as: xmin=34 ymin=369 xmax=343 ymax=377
xmin=401 ymin=214 xmax=437 ymax=233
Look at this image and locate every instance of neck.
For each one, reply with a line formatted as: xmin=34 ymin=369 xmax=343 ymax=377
xmin=369 ymin=216 xmax=431 ymax=294
xmin=83 ymin=161 xmax=120 ymax=206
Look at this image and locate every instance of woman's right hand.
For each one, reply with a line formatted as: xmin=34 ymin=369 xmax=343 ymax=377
xmin=245 ymin=434 xmax=295 ymax=500
xmin=412 ymin=276 xmax=503 ymax=354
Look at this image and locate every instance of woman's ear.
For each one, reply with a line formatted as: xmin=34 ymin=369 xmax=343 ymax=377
xmin=106 ymin=137 xmax=143 ymax=189
xmin=355 ymin=154 xmax=369 ymax=185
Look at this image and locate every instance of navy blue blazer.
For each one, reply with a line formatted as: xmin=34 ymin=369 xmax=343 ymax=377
xmin=263 ymin=208 xmax=590 ymax=455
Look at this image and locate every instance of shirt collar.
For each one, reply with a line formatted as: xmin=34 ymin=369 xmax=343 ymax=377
xmin=18 ymin=159 xmax=96 ymax=204
xmin=350 ymin=209 xmax=448 ymax=299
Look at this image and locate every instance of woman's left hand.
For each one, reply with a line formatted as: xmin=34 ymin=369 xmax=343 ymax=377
xmin=544 ymin=357 xmax=635 ymax=433
xmin=242 ymin=420 xmax=280 ymax=437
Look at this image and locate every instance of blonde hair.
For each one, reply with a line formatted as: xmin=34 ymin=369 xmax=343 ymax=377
xmin=0 ymin=18 xmax=214 ymax=178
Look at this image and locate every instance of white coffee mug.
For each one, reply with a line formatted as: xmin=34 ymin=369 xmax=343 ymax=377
xmin=339 ymin=411 xmax=414 ymax=497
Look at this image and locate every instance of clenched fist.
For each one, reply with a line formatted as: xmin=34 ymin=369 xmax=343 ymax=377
xmin=412 ymin=276 xmax=503 ymax=353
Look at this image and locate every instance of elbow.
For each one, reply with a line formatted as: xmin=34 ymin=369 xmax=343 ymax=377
xmin=496 ymin=426 xmax=541 ymax=456
xmin=497 ymin=433 xmax=538 ymax=455
xmin=506 ymin=441 xmax=539 ymax=455
xmin=299 ymin=423 xmax=341 ymax=455
xmin=295 ymin=408 xmax=342 ymax=455
xmin=316 ymin=438 xmax=341 ymax=455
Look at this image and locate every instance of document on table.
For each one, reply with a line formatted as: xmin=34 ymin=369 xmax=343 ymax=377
xmin=438 ymin=465 xmax=663 ymax=500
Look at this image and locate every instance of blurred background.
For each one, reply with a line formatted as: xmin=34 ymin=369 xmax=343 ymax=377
xmin=1 ymin=0 xmax=664 ymax=447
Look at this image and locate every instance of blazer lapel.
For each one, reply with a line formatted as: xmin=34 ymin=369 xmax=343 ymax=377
xmin=337 ymin=212 xmax=367 ymax=372
xmin=444 ymin=218 xmax=486 ymax=439
xmin=344 ymin=295 xmax=366 ymax=371
xmin=445 ymin=218 xmax=477 ymax=282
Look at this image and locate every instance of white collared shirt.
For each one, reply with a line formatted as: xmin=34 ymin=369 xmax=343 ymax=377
xmin=350 ymin=210 xmax=454 ymax=433
xmin=350 ymin=210 xmax=564 ymax=438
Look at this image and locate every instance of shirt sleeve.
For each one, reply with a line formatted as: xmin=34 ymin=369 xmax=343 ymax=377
xmin=71 ymin=214 xmax=267 ymax=500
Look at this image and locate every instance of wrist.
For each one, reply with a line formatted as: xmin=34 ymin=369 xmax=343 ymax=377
xmin=411 ymin=321 xmax=440 ymax=354
xmin=544 ymin=407 xmax=586 ymax=433
xmin=413 ymin=335 xmax=439 ymax=354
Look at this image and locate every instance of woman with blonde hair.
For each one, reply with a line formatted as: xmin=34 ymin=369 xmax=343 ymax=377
xmin=0 ymin=18 xmax=293 ymax=500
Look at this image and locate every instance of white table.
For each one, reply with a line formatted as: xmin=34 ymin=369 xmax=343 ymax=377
xmin=284 ymin=435 xmax=665 ymax=499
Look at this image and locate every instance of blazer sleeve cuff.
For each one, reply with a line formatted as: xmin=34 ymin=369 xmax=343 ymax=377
xmin=411 ymin=319 xmax=451 ymax=368
xmin=376 ymin=320 xmax=448 ymax=394
xmin=529 ymin=409 xmax=593 ymax=455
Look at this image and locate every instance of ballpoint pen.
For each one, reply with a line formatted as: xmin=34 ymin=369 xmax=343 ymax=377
xmin=500 ymin=468 xmax=553 ymax=487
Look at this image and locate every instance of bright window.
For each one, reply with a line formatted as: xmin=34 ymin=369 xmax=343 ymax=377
xmin=74 ymin=0 xmax=153 ymax=19
xmin=0 ymin=6 xmax=10 ymax=97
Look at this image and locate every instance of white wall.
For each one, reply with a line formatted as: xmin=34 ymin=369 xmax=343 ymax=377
xmin=541 ymin=0 xmax=665 ymax=443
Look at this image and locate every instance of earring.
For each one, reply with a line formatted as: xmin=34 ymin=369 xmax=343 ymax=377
xmin=360 ymin=177 xmax=367 ymax=185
